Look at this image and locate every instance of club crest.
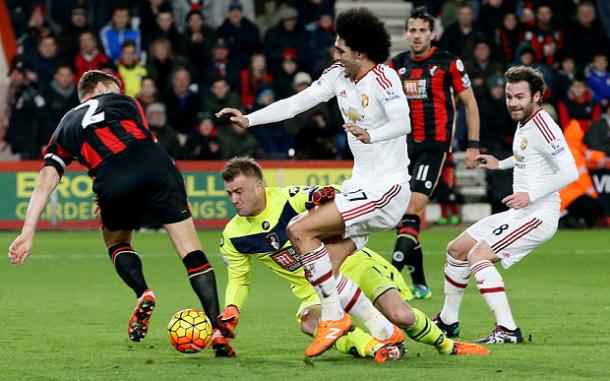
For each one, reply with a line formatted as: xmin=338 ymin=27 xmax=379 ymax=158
xmin=266 ymin=232 xmax=280 ymax=250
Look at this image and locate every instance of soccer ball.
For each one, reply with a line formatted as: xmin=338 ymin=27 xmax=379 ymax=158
xmin=168 ymin=309 xmax=213 ymax=353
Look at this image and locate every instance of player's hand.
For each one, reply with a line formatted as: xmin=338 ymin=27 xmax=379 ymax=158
xmin=476 ymin=154 xmax=499 ymax=170
xmin=217 ymin=305 xmax=239 ymax=338
xmin=305 ymin=186 xmax=336 ymax=210
xmin=343 ymin=123 xmax=371 ymax=144
xmin=8 ymin=232 xmax=34 ymax=266
xmin=215 ymin=108 xmax=249 ymax=129
xmin=465 ymin=148 xmax=480 ymax=169
xmin=502 ymin=192 xmax=531 ymax=209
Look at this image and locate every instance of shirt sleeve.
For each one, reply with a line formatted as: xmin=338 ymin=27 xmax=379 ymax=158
xmin=528 ymin=120 xmax=578 ymax=202
xmin=449 ymin=57 xmax=471 ymax=94
xmin=246 ymin=63 xmax=341 ymax=127
xmin=220 ymin=231 xmax=252 ymax=311
xmin=42 ymin=126 xmax=74 ymax=177
xmin=368 ymin=67 xmax=411 ymax=143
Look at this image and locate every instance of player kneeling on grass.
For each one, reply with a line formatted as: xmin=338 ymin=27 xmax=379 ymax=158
xmin=433 ymin=66 xmax=578 ymax=344
xmin=7 ymin=70 xmax=235 ymax=357
xmin=216 ymin=157 xmax=489 ymax=361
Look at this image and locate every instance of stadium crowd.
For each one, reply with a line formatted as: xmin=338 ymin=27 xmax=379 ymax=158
xmin=2 ymin=0 xmax=610 ymax=225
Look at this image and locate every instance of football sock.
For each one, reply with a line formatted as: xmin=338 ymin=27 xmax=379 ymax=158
xmin=440 ymin=203 xmax=449 ymax=219
xmin=301 ymin=244 xmax=343 ymax=321
xmin=183 ymin=250 xmax=220 ymax=326
xmin=108 ymin=242 xmax=148 ymax=297
xmin=449 ymin=203 xmax=459 ymax=216
xmin=470 ymin=260 xmax=517 ymax=330
xmin=336 ymin=274 xmax=395 ymax=341
xmin=405 ymin=308 xmax=453 ymax=354
xmin=334 ymin=327 xmax=376 ymax=358
xmin=440 ymin=254 xmax=470 ymax=324
xmin=392 ymin=214 xmax=427 ymax=286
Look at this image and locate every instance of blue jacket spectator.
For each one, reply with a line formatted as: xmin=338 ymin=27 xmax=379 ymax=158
xmin=587 ymin=53 xmax=610 ymax=107
xmin=99 ymin=5 xmax=141 ymax=62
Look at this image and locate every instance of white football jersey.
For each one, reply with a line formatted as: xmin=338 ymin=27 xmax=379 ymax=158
xmin=306 ymin=62 xmax=411 ymax=186
xmin=511 ymin=109 xmax=575 ymax=206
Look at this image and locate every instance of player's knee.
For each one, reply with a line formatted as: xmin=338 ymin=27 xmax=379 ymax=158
xmin=446 ymin=239 xmax=467 ymax=260
xmin=286 ymin=220 xmax=308 ymax=244
xmin=467 ymin=241 xmax=493 ymax=264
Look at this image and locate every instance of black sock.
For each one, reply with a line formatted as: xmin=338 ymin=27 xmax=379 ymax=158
xmin=183 ymin=250 xmax=220 ymax=327
xmin=108 ymin=242 xmax=149 ymax=297
xmin=392 ymin=214 xmax=427 ymax=286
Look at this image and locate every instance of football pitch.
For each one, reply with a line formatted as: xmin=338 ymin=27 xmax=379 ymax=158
xmin=1 ymin=229 xmax=609 ymax=381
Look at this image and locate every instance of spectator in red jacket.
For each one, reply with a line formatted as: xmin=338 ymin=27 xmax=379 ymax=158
xmin=558 ymin=75 xmax=602 ymax=130
xmin=240 ymin=52 xmax=273 ymax=111
xmin=522 ymin=4 xmax=564 ymax=66
xmin=74 ymin=30 xmax=112 ymax=83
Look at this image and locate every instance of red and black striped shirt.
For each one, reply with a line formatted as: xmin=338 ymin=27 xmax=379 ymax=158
xmin=390 ymin=47 xmax=471 ymax=150
xmin=43 ymin=93 xmax=154 ymax=176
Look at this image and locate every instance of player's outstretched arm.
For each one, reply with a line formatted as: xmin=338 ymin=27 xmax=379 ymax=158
xmin=459 ymin=87 xmax=481 ymax=169
xmin=216 ymin=108 xmax=250 ymax=129
xmin=8 ymin=166 xmax=61 ymax=266
xmin=476 ymin=154 xmax=500 ymax=170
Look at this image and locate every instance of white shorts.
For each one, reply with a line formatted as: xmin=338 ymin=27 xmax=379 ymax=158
xmin=335 ymin=181 xmax=411 ymax=251
xmin=465 ymin=205 xmax=559 ymax=269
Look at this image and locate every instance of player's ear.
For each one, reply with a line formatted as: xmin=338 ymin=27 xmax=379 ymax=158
xmin=533 ymin=91 xmax=542 ymax=105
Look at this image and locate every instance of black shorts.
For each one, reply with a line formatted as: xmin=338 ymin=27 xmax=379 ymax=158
xmin=408 ymin=144 xmax=447 ymax=197
xmin=92 ymin=140 xmax=191 ymax=231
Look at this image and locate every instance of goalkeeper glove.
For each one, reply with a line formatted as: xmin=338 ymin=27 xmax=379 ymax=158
xmin=305 ymin=186 xmax=336 ymax=210
xmin=217 ymin=305 xmax=240 ymax=338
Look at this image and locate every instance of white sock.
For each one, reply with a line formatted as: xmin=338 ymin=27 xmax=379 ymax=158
xmin=440 ymin=254 xmax=470 ymax=324
xmin=336 ymin=274 xmax=395 ymax=340
xmin=470 ymin=260 xmax=517 ymax=330
xmin=301 ymin=244 xmax=343 ymax=321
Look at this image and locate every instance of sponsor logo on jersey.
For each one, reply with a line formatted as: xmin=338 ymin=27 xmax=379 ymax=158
xmin=339 ymin=89 xmax=347 ymax=97
xmin=289 ymin=186 xmax=300 ymax=197
xmin=456 ymin=59 xmax=465 ymax=72
xmin=262 ymin=221 xmax=270 ymax=230
xmin=520 ymin=137 xmax=528 ymax=150
xmin=403 ymin=79 xmax=427 ymax=99
xmin=383 ymin=90 xmax=400 ymax=103
xmin=550 ymin=140 xmax=566 ymax=156
xmin=361 ymin=93 xmax=369 ymax=108
xmin=341 ymin=107 xmax=364 ymax=122
xmin=271 ymin=247 xmax=302 ymax=271
xmin=266 ymin=232 xmax=280 ymax=249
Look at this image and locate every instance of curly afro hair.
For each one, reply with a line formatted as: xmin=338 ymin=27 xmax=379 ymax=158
xmin=335 ymin=8 xmax=390 ymax=64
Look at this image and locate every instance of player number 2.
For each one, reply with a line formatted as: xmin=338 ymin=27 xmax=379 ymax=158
xmin=77 ymin=99 xmax=105 ymax=128
xmin=493 ymin=224 xmax=509 ymax=236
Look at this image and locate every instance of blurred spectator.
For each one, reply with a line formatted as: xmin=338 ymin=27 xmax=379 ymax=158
xmin=478 ymin=0 xmax=511 ymax=38
xmin=595 ymin=0 xmax=610 ymax=40
xmin=551 ymin=54 xmax=576 ymax=104
xmin=181 ymin=111 xmax=222 ymax=160
xmin=263 ymin=6 xmax=308 ymax=74
xmin=494 ymin=12 xmax=522 ymax=64
xmin=8 ymin=1 xmax=32 ymax=41
xmin=585 ymin=106 xmax=610 ymax=155
xmin=74 ymin=30 xmax=113 ymax=83
xmin=117 ymin=41 xmax=148 ymax=97
xmin=138 ymin=0 xmax=171 ymax=45
xmin=4 ymin=58 xmax=52 ymax=159
xmin=100 ymin=5 xmax=142 ymax=63
xmin=18 ymin=4 xmax=52 ymax=57
xmin=305 ymin=13 xmax=336 ymax=76
xmin=136 ymin=76 xmax=159 ymax=109
xmin=43 ymin=64 xmax=79 ymax=128
xmin=56 ymin=3 xmax=91 ymax=62
xmin=180 ymin=10 xmax=217 ymax=86
xmin=559 ymin=119 xmax=605 ymax=228
xmin=216 ymin=2 xmax=262 ymax=69
xmin=521 ymin=4 xmax=564 ymax=66
xmin=205 ymin=0 xmax=256 ymax=29
xmin=240 ymin=53 xmax=273 ymax=111
xmin=162 ymin=67 xmax=202 ymax=136
xmin=273 ymin=48 xmax=299 ymax=100
xmin=478 ymin=75 xmax=514 ymax=152
xmin=145 ymin=4 xmax=181 ymax=51
xmin=558 ymin=75 xmax=602 ymax=129
xmin=146 ymin=38 xmax=191 ymax=95
xmin=293 ymin=110 xmax=336 ymax=159
xmin=204 ymin=77 xmax=243 ymax=131
xmin=586 ymin=53 xmax=610 ymax=109
xmin=210 ymin=38 xmax=241 ymax=92
xmin=439 ymin=2 xmax=483 ymax=58
xmin=249 ymin=87 xmax=290 ymax=157
xmin=284 ymin=72 xmax=331 ymax=144
xmin=565 ymin=1 xmax=610 ymax=71
xmin=172 ymin=0 xmax=206 ymax=33
xmin=465 ymin=40 xmax=503 ymax=97
xmin=219 ymin=122 xmax=260 ymax=159
xmin=297 ymin=0 xmax=335 ymax=31
xmin=29 ymin=35 xmax=62 ymax=91
xmin=146 ymin=102 xmax=181 ymax=158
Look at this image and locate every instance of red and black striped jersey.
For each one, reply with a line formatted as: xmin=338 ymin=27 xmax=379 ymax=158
xmin=390 ymin=47 xmax=471 ymax=149
xmin=43 ymin=93 xmax=154 ymax=176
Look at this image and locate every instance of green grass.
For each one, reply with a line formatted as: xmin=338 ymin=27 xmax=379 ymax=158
xmin=1 ymin=229 xmax=609 ymax=381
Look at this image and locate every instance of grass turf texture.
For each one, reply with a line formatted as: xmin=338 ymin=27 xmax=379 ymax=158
xmin=1 ymin=229 xmax=609 ymax=381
